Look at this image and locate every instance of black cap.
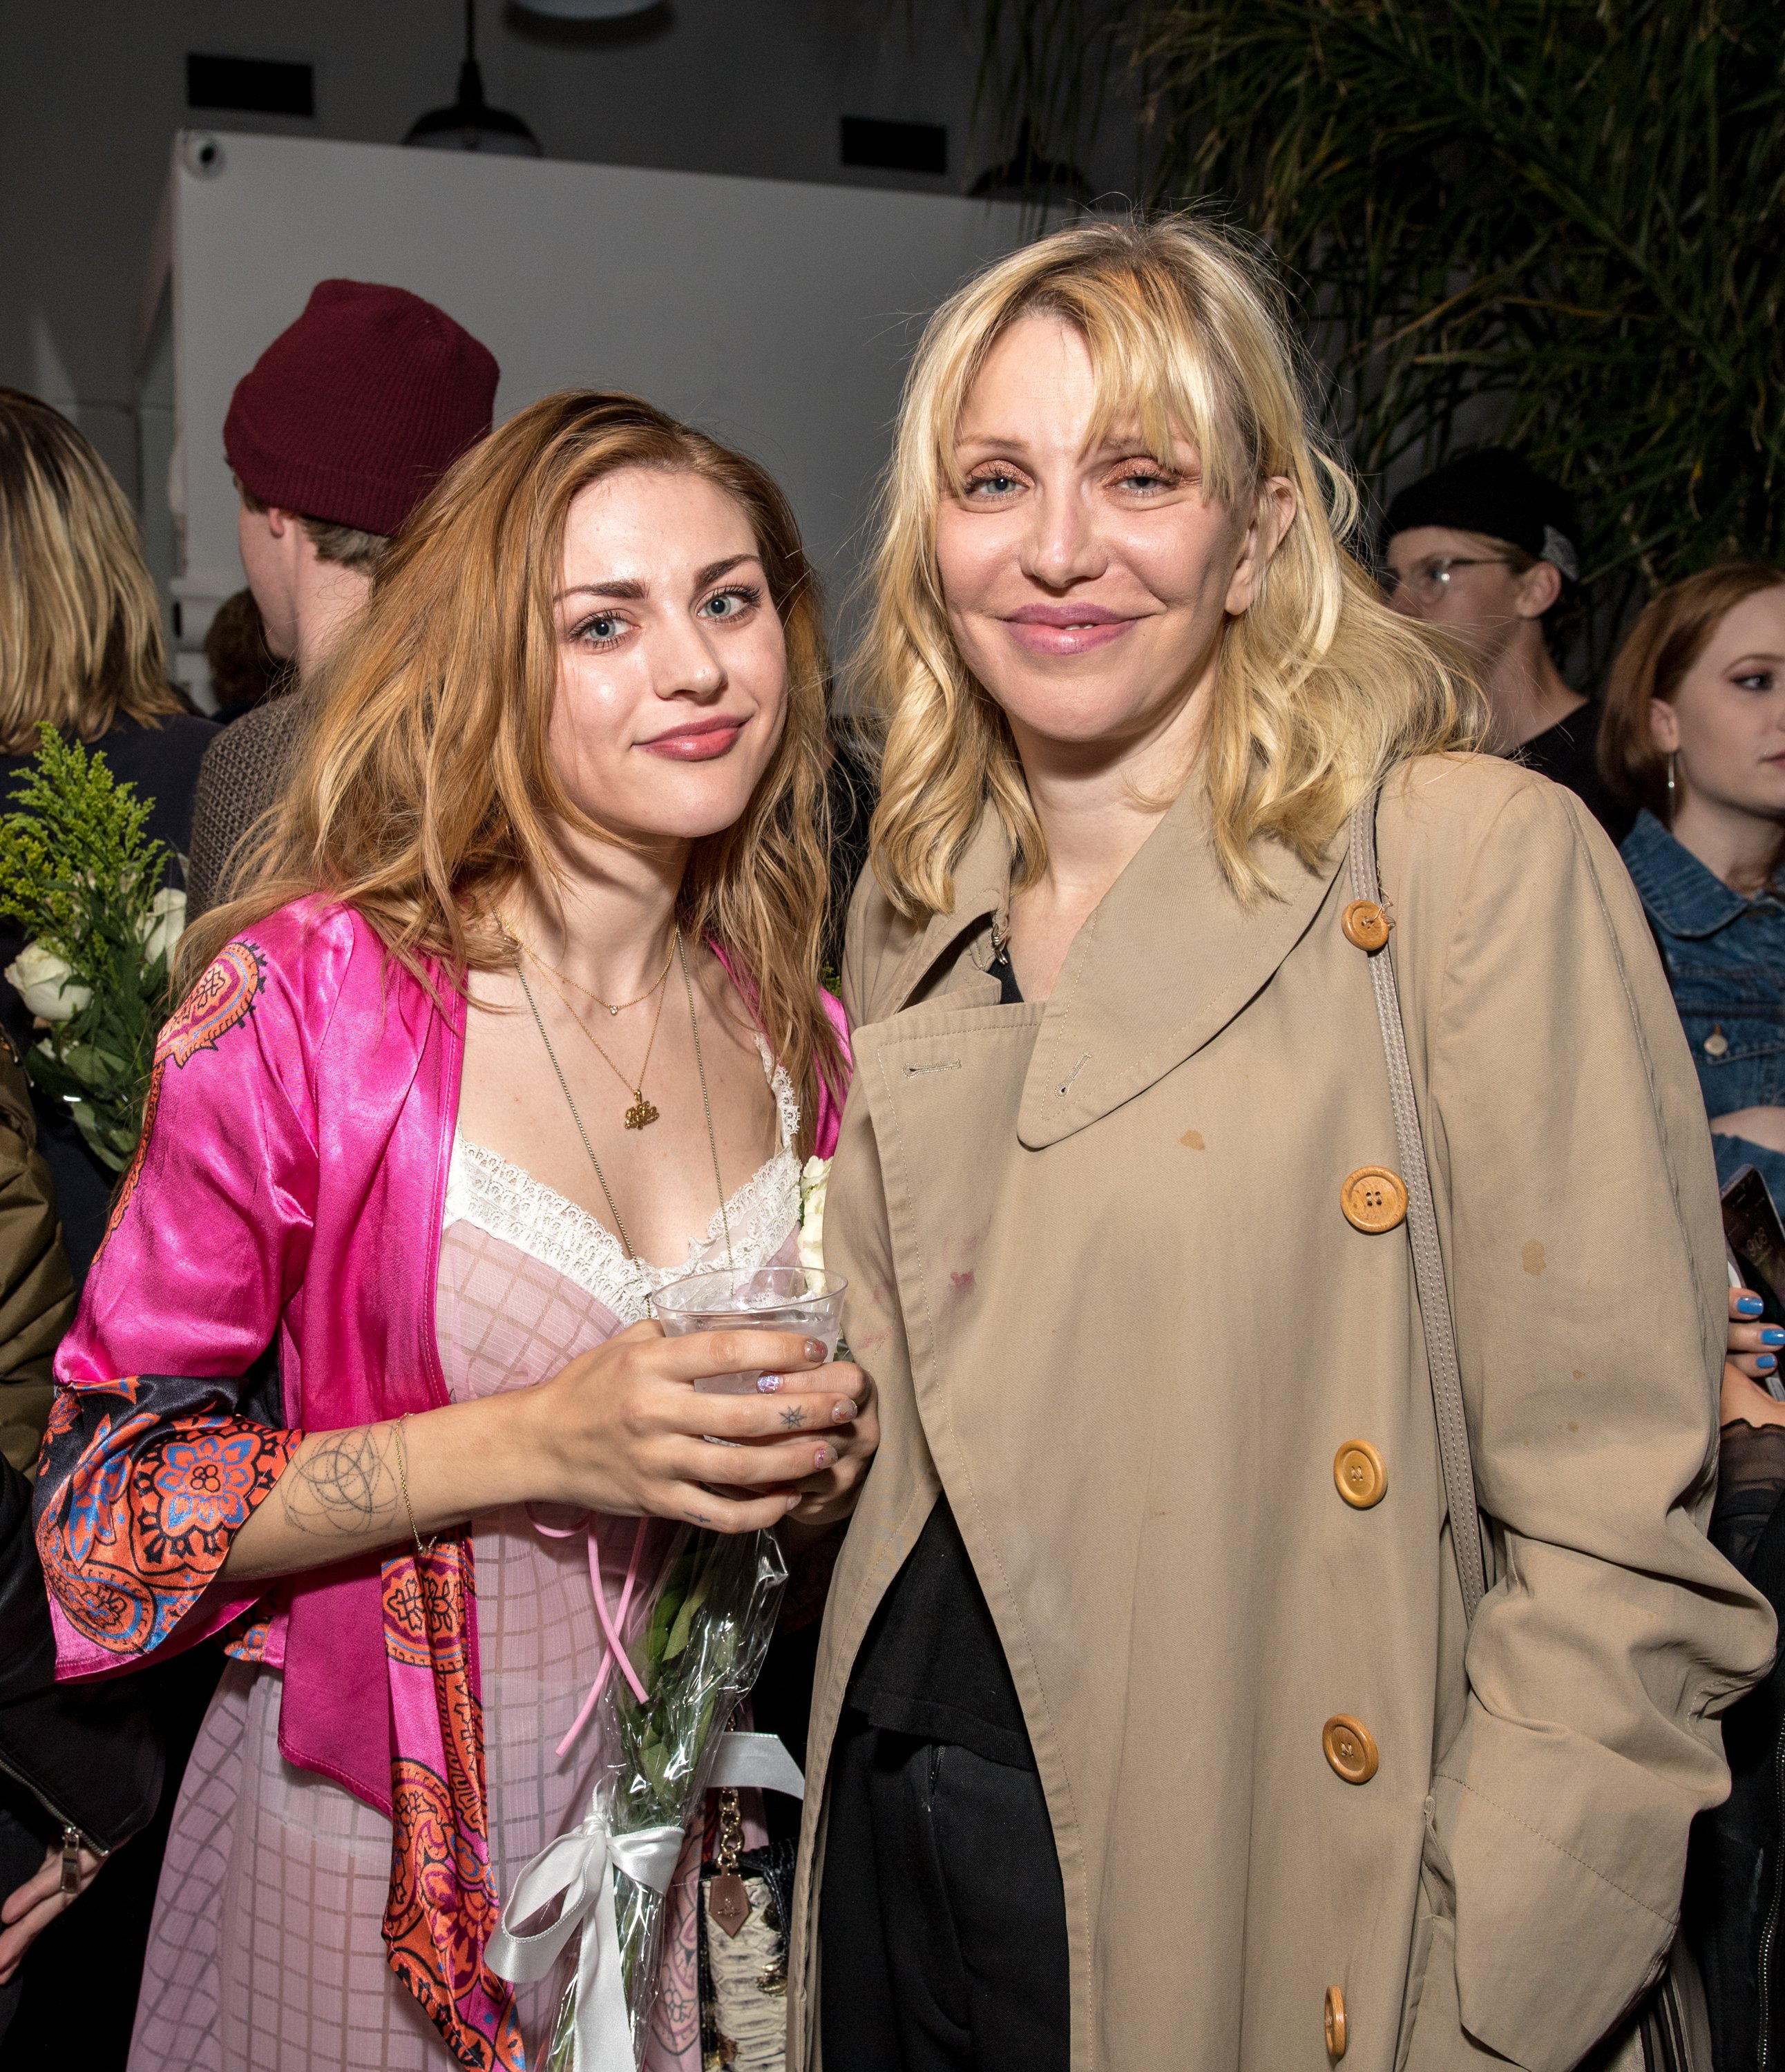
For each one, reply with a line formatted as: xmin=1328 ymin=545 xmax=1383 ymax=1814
xmin=1381 ymin=447 xmax=1581 ymax=582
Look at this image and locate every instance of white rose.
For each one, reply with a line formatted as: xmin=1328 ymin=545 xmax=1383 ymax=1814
xmin=139 ymin=886 xmax=187 ymax=967
xmin=798 ymin=1154 xmax=830 ymax=1271
xmin=5 ymin=941 xmax=90 ymax=1022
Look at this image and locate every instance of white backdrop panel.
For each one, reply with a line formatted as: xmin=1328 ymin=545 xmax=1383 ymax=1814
xmin=162 ymin=129 xmax=1023 ymax=641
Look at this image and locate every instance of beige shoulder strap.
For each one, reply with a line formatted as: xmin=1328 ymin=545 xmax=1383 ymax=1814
xmin=1348 ymin=788 xmax=1488 ymax=1627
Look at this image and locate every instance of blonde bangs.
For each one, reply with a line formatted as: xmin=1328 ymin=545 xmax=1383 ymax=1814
xmin=926 ymin=269 xmax=1247 ymax=511
xmin=860 ymin=215 xmax=1485 ymax=918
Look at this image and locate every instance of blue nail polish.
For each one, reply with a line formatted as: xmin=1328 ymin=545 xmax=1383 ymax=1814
xmin=1739 ymin=1294 xmax=1766 ymax=1316
xmin=1762 ymin=1330 xmax=1785 ymax=1347
xmin=1759 ymin=1354 xmax=1778 ymax=1373
xmin=756 ymin=1373 xmax=784 ymax=1392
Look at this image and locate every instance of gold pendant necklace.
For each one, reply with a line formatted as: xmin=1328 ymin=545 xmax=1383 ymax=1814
xmin=624 ymin=1088 xmax=660 ymax=1132
xmin=510 ymin=936 xmax=733 ymax=1266
xmin=511 ymin=933 xmax=671 ymax=1129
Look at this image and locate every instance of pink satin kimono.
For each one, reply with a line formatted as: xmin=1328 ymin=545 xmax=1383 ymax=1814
xmin=33 ymin=897 xmax=844 ymax=2068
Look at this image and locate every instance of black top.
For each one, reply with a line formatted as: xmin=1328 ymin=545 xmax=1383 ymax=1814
xmin=1513 ymin=704 xmax=1630 ymax=845
xmin=843 ymin=935 xmax=1037 ymax=1770
xmin=1685 ymin=1420 xmax=1785 ymax=2066
xmin=0 ymin=712 xmax=218 ymax=1286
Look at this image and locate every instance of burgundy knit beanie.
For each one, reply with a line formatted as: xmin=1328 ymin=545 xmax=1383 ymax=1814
xmin=224 ymin=280 xmax=499 ymax=537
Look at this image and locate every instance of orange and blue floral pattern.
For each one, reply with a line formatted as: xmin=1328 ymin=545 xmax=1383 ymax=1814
xmin=34 ymin=1372 xmax=298 ymax=1658
xmin=381 ymin=1538 xmax=524 ymax=2070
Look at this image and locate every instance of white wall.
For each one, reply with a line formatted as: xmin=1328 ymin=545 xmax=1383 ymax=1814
xmin=158 ymin=131 xmax=1024 ymax=684
xmin=3 ymin=0 xmax=1143 ymax=506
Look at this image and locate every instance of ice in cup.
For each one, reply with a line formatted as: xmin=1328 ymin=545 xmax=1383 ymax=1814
xmin=651 ymin=1265 xmax=848 ymax=1392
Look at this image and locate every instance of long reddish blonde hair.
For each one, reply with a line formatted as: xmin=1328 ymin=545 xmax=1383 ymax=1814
xmin=183 ymin=390 xmax=843 ymax=1140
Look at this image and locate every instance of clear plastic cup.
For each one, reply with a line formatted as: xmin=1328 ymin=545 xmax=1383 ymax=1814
xmin=651 ymin=1265 xmax=848 ymax=1393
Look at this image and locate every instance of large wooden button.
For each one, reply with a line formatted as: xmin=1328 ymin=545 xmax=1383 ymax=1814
xmin=1323 ymin=1714 xmax=1379 ymax=1784
xmin=1325 ymin=1986 xmax=1348 ymax=2063
xmin=1334 ymin=1440 xmax=1387 ymax=1508
xmin=1340 ymin=899 xmax=1391 ymax=952
xmin=1340 ymin=1166 xmax=1408 ymax=1234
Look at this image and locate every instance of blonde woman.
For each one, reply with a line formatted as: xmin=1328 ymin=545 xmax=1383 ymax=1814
xmin=34 ymin=392 xmax=877 ymax=2071
xmin=0 ymin=389 xmax=216 ymax=1280
xmin=794 ymin=220 xmax=1772 ymax=2072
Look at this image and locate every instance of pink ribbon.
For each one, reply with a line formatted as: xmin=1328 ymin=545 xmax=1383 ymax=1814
xmin=532 ymin=1512 xmax=652 ymax=1758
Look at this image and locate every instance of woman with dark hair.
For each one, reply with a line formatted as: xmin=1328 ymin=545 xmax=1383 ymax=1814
xmin=1601 ymin=561 xmax=1785 ymax=2069
xmin=1600 ymin=562 xmax=1785 ymax=1205
xmin=33 ymin=392 xmax=877 ymax=2071
xmin=0 ymin=388 xmax=216 ymax=1281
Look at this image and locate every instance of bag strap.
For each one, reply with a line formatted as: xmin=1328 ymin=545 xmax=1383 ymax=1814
xmin=1347 ymin=788 xmax=1489 ymax=1627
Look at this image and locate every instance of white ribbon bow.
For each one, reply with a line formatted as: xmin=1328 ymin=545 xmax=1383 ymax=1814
xmin=485 ymin=1800 xmax=684 ymax=2072
xmin=483 ymin=1734 xmax=805 ymax=2071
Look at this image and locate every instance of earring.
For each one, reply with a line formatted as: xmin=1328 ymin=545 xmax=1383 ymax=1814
xmin=1666 ymin=751 xmax=1678 ymax=825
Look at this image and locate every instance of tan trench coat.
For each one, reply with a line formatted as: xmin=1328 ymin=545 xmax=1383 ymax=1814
xmin=792 ymin=754 xmax=1775 ymax=2072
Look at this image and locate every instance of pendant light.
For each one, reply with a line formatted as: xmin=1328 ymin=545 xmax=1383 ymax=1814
xmin=511 ymin=0 xmax=658 ymax=13
xmin=405 ymin=0 xmax=542 ymax=157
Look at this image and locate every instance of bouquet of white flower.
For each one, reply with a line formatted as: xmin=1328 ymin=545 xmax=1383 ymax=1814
xmin=486 ymin=1526 xmax=788 ymax=2071
xmin=797 ymin=1153 xmax=830 ymax=1270
xmin=0 ymin=726 xmax=184 ymax=1169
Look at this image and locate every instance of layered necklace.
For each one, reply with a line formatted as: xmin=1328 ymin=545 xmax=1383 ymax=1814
xmin=504 ymin=924 xmax=733 ymax=1266
xmin=511 ymin=930 xmax=674 ymax=1131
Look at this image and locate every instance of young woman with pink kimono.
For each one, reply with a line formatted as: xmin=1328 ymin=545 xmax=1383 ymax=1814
xmin=30 ymin=392 xmax=877 ymax=2071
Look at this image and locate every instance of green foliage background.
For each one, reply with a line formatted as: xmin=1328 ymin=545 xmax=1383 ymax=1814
xmin=968 ymin=0 xmax=1784 ymax=653
xmin=0 ymin=727 xmax=173 ymax=1169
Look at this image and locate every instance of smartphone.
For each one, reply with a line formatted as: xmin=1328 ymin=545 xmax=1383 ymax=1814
xmin=1721 ymin=1164 xmax=1785 ymax=1401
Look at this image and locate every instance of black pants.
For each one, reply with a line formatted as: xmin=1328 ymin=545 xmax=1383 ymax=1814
xmin=820 ymin=1717 xmax=1069 ymax=2072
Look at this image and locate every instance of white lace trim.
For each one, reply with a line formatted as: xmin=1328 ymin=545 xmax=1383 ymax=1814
xmin=443 ymin=1046 xmax=802 ymax=1325
xmin=757 ymin=1038 xmax=801 ymax=1152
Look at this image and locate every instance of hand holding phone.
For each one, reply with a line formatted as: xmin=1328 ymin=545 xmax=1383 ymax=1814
xmin=1721 ymin=1165 xmax=1785 ymax=1403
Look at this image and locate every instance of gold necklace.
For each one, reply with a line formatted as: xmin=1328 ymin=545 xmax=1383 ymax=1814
xmin=511 ymin=937 xmax=733 ymax=1265
xmin=513 ymin=928 xmax=676 ymax=1018
xmin=518 ymin=941 xmax=671 ymax=1130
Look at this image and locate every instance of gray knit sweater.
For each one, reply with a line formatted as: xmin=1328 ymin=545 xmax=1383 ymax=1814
xmin=183 ymin=693 xmax=311 ymax=920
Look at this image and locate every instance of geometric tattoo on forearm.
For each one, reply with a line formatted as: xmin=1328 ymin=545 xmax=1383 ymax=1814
xmin=278 ymin=1426 xmax=402 ymax=1539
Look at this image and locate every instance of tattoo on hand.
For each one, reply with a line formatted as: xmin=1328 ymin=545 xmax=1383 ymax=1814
xmin=780 ymin=1406 xmax=807 ymax=1428
xmin=685 ymin=1509 xmax=713 ymax=1527
xmin=279 ymin=1428 xmax=400 ymax=1538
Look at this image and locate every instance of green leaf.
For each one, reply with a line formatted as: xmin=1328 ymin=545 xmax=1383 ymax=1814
xmin=0 ymin=726 xmax=174 ymax=1161
xmin=663 ymin=1575 xmax=710 ymax=1661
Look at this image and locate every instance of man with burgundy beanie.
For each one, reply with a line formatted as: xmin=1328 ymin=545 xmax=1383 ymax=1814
xmin=184 ymin=279 xmax=498 ymax=916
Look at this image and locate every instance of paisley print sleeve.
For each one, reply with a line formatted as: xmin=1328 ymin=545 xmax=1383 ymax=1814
xmin=37 ymin=925 xmax=321 ymax=1671
xmin=34 ymin=1373 xmax=299 ymax=1658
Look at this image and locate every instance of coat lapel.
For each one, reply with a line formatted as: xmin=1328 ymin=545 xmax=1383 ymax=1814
xmin=1020 ymin=785 xmax=1344 ymax=1146
xmin=875 ymin=807 xmax=1011 ymax=1021
xmin=878 ymin=783 xmax=1348 ymax=1150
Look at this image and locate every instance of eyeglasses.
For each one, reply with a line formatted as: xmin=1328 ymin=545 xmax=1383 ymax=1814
xmin=1380 ymin=555 xmax=1518 ymax=604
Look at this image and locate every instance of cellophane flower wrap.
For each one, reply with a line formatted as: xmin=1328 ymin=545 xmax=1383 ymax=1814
xmin=0 ymin=725 xmax=181 ymax=1169
xmin=545 ymin=1524 xmax=788 ymax=2070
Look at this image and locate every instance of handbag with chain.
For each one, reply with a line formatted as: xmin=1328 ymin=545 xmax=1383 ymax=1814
xmin=1348 ymin=788 xmax=1703 ymax=2072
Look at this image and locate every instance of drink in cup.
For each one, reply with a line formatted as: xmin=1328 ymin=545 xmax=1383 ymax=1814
xmin=651 ymin=1265 xmax=848 ymax=1392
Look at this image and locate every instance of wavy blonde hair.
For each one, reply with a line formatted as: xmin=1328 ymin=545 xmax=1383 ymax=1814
xmin=184 ymin=391 xmax=843 ymax=1142
xmin=0 ymin=387 xmax=185 ymax=753
xmin=859 ymin=216 xmax=1486 ymax=912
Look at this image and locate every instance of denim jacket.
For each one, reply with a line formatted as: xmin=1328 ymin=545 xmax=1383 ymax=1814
xmin=1621 ymin=809 xmax=1785 ymax=1209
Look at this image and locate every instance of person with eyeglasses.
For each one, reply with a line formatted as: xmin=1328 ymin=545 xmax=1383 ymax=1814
xmin=1380 ymin=446 xmax=1627 ymax=838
